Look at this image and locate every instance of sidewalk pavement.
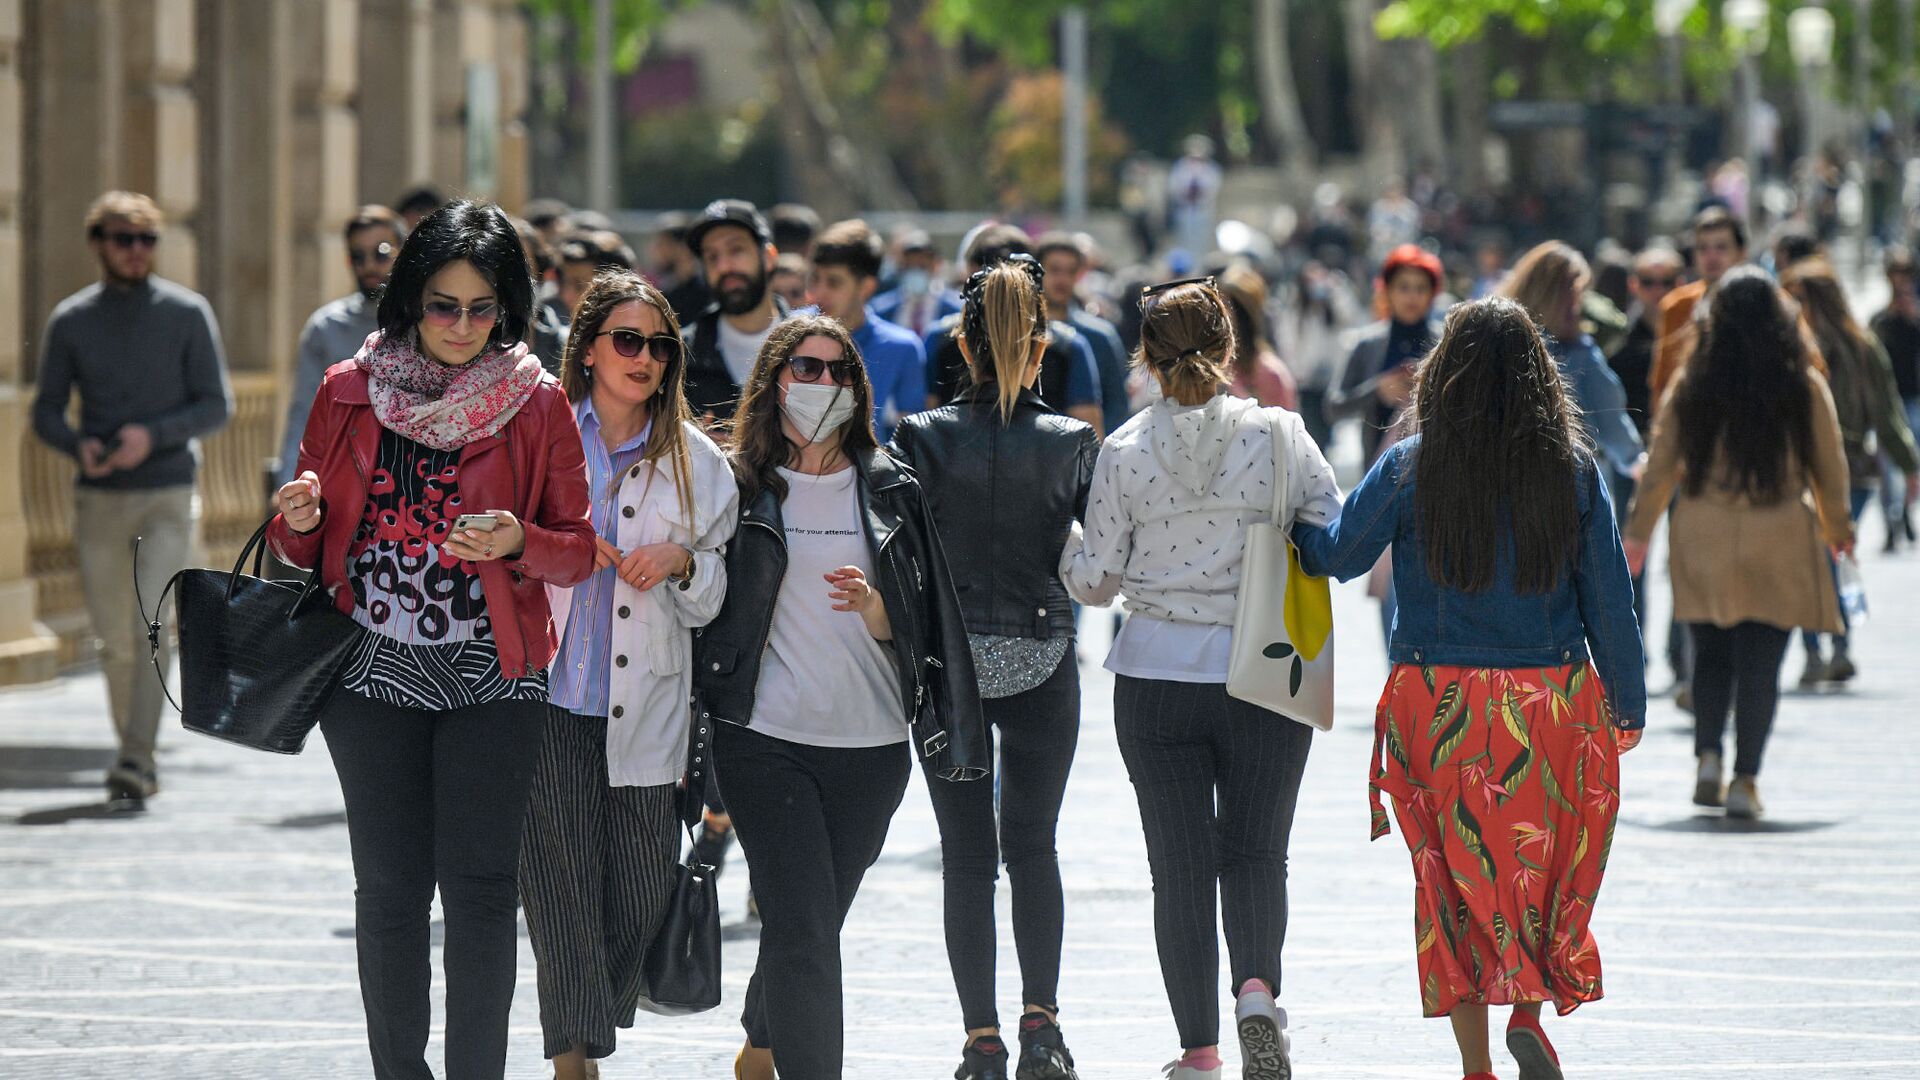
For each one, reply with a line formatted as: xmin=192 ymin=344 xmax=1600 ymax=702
xmin=2 ymin=515 xmax=1917 ymax=1078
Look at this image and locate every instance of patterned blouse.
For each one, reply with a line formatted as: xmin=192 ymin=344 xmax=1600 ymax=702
xmin=338 ymin=429 xmax=548 ymax=709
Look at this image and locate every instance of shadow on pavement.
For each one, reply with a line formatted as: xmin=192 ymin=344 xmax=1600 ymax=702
xmin=15 ymin=800 xmax=148 ymax=826
xmin=1628 ymin=814 xmax=1840 ymax=834
xmin=0 ymin=745 xmax=116 ymax=791
xmin=269 ymin=810 xmax=347 ymax=829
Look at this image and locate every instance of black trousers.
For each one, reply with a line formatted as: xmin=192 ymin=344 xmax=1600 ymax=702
xmin=1689 ymin=621 xmax=1792 ymax=777
xmin=320 ymin=691 xmax=547 ymax=1080
xmin=924 ymin=648 xmax=1079 ymax=1031
xmin=716 ymin=721 xmax=912 ymax=1079
xmin=1112 ymin=675 xmax=1314 ymax=1051
xmin=518 ymin=707 xmax=681 ymax=1060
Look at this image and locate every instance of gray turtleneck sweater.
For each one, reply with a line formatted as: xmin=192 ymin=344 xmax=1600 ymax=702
xmin=32 ymin=275 xmax=233 ymax=490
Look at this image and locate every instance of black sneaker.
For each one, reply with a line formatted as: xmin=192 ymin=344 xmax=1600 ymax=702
xmin=1015 ymin=1015 xmax=1079 ymax=1080
xmin=956 ymin=1035 xmax=1010 ymax=1080
xmin=105 ymin=759 xmax=157 ymax=809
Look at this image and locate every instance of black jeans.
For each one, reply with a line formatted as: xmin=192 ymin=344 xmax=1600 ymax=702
xmin=924 ymin=648 xmax=1079 ymax=1031
xmin=321 ymin=692 xmax=547 ymax=1080
xmin=1689 ymin=621 xmax=1792 ymax=777
xmin=1113 ymin=675 xmax=1314 ymax=1051
xmin=716 ymin=721 xmax=912 ymax=1079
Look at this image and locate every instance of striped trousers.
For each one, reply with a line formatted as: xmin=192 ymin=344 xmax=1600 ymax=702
xmin=518 ymin=707 xmax=681 ymax=1060
xmin=1112 ymin=675 xmax=1314 ymax=1050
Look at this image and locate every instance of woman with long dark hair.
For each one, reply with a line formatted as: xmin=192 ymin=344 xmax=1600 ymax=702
xmin=1062 ymin=278 xmax=1342 ymax=1080
xmin=1626 ymin=268 xmax=1854 ymax=818
xmin=1295 ymin=298 xmax=1645 ymax=1080
xmin=1778 ymin=258 xmax=1918 ymax=685
xmin=268 ymin=200 xmax=595 ymax=1079
xmin=694 ymin=314 xmax=986 ymax=1080
xmin=889 ymin=254 xmax=1098 ymax=1080
xmin=517 ymin=270 xmax=738 ymax=1078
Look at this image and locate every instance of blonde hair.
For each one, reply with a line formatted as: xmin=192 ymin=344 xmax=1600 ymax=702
xmin=958 ymin=260 xmax=1049 ymax=423
xmin=85 ymin=191 xmax=163 ymax=236
xmin=1137 ymin=281 xmax=1234 ymax=403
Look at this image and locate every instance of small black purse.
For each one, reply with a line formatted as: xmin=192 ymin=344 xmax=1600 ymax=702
xmin=137 ymin=515 xmax=363 ymax=754
xmin=635 ymin=710 xmax=722 ymax=1016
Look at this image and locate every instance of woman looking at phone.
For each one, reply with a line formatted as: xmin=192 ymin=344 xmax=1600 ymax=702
xmin=268 ymin=200 xmax=594 ymax=1080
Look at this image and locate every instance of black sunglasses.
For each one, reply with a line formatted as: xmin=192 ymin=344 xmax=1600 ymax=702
xmin=597 ymin=328 xmax=682 ymax=363
xmin=1141 ymin=275 xmax=1216 ymax=301
xmin=1636 ymin=274 xmax=1678 ymax=288
xmin=350 ymin=242 xmax=395 ymax=267
xmin=788 ymin=354 xmax=858 ymax=385
xmin=103 ymin=230 xmax=159 ymax=250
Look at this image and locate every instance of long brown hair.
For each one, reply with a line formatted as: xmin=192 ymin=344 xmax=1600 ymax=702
xmin=559 ymin=269 xmax=697 ymax=521
xmin=957 ymin=256 xmax=1049 ymax=423
xmin=1498 ymin=241 xmax=1590 ymax=342
xmin=1782 ymin=257 xmax=1875 ymax=370
xmin=1676 ymin=267 xmax=1815 ymax=502
xmin=1136 ymin=280 xmax=1234 ymax=403
xmin=1217 ymin=264 xmax=1273 ymax=382
xmin=1412 ymin=297 xmax=1588 ymax=594
xmin=729 ymin=314 xmax=879 ymax=505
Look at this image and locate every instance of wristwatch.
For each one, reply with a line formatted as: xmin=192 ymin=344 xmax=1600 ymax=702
xmin=669 ymin=548 xmax=695 ymax=591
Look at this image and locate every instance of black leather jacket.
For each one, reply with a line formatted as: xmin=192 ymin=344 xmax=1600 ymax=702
xmin=692 ymin=448 xmax=987 ymax=781
xmin=889 ymin=386 xmax=1099 ymax=639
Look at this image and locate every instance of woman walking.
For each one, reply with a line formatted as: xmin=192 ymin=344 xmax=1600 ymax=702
xmin=695 ymin=315 xmax=986 ymax=1080
xmin=1294 ymin=297 xmax=1645 ymax=1080
xmin=518 ymin=270 xmax=738 ymax=1078
xmin=1778 ymin=258 xmax=1918 ymax=686
xmin=889 ymin=254 xmax=1099 ymax=1080
xmin=269 ymin=200 xmax=594 ymax=1080
xmin=1061 ymin=278 xmax=1342 ymax=1079
xmin=1625 ymin=268 xmax=1854 ymax=818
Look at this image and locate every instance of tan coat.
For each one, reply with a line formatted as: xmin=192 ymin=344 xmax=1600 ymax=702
xmin=1626 ymin=369 xmax=1854 ymax=633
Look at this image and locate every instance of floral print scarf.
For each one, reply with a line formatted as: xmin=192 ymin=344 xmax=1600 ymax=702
xmin=352 ymin=330 xmax=546 ymax=452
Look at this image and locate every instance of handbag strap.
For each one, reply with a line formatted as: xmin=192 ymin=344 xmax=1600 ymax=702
xmin=1261 ymin=406 xmax=1291 ymax=528
xmin=132 ymin=535 xmax=185 ymax=714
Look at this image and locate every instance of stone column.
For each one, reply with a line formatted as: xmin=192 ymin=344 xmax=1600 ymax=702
xmin=120 ymin=0 xmax=200 ymax=286
xmin=289 ymin=0 xmax=360 ymax=346
xmin=494 ymin=0 xmax=529 ymax=211
xmin=359 ymin=0 xmax=433 ymax=204
xmin=0 ymin=0 xmax=59 ymax=684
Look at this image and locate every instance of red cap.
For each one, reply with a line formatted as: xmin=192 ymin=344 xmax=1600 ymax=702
xmin=1379 ymin=244 xmax=1444 ymax=288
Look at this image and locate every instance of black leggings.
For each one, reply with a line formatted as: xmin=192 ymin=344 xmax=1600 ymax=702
xmin=716 ymin=721 xmax=911 ymax=1079
xmin=1689 ymin=621 xmax=1792 ymax=777
xmin=1113 ymin=675 xmax=1313 ymax=1051
xmin=924 ymin=648 xmax=1079 ymax=1032
xmin=320 ymin=692 xmax=547 ymax=1080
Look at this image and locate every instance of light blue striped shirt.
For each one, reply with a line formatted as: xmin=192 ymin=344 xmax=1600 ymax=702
xmin=547 ymin=399 xmax=651 ymax=717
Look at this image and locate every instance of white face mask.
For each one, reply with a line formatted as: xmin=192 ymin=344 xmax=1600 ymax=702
xmin=782 ymin=382 xmax=860 ymax=445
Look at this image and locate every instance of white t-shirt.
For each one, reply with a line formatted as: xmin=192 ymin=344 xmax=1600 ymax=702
xmin=686 ymin=316 xmax=777 ymax=391
xmin=750 ymin=465 xmax=905 ymax=748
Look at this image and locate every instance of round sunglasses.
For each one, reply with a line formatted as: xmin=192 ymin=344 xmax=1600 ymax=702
xmin=788 ymin=354 xmax=857 ymax=385
xmin=422 ymin=300 xmax=500 ymax=328
xmin=594 ymin=328 xmax=683 ymax=364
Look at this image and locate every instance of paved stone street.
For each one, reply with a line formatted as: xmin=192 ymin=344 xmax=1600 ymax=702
xmin=3 ymin=511 xmax=1918 ymax=1079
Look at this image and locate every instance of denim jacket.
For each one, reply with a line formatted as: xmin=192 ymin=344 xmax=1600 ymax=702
xmin=1292 ymin=436 xmax=1646 ymax=728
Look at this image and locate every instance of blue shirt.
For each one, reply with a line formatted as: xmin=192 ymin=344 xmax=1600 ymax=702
xmin=852 ymin=308 xmax=928 ymax=441
xmin=1069 ymin=306 xmax=1131 ymax=429
xmin=1292 ymin=437 xmax=1647 ymax=728
xmin=548 ymin=399 xmax=652 ymax=717
xmin=1551 ymin=333 xmax=1644 ymax=486
xmin=1056 ymin=322 xmax=1103 ymax=408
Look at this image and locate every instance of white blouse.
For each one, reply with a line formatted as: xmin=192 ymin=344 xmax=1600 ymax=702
xmin=1061 ymin=394 xmax=1342 ymax=681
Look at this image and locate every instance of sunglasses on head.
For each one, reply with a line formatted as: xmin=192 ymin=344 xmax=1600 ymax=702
xmin=422 ymin=299 xmax=500 ymax=327
xmin=788 ymin=354 xmax=857 ymax=385
xmin=596 ymin=328 xmax=682 ymax=363
xmin=350 ymin=242 xmax=395 ymax=267
xmin=1140 ymin=275 xmax=1216 ymax=302
xmin=102 ymin=230 xmax=159 ymax=250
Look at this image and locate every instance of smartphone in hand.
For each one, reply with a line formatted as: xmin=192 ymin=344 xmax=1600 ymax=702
xmin=452 ymin=513 xmax=500 ymax=533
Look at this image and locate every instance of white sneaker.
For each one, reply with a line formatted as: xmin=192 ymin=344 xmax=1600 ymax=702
xmin=1726 ymin=775 xmax=1764 ymax=819
xmin=1693 ymin=751 xmax=1724 ymax=808
xmin=1162 ymin=1059 xmax=1223 ymax=1079
xmin=1234 ymin=982 xmax=1292 ymax=1080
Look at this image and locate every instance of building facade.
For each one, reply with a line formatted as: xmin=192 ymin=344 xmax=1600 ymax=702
xmin=0 ymin=0 xmax=532 ymax=682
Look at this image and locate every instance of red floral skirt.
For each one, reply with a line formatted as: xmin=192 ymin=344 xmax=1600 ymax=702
xmin=1372 ymin=663 xmax=1621 ymax=1017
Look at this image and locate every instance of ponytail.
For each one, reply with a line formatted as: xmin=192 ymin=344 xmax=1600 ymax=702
xmin=959 ymin=254 xmax=1049 ymax=424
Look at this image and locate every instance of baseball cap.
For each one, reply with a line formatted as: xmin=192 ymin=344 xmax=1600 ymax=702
xmin=685 ymin=199 xmax=772 ymax=255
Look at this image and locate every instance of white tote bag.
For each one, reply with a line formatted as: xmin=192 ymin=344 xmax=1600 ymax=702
xmin=1225 ymin=409 xmax=1337 ymax=730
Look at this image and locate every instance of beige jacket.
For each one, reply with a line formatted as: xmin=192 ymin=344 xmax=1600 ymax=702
xmin=1626 ymin=370 xmax=1854 ymax=633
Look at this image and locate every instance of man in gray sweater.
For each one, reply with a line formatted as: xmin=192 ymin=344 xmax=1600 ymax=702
xmin=32 ymin=190 xmax=232 ymax=806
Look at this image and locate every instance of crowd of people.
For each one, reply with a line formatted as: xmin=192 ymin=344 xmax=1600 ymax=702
xmin=30 ymin=179 xmax=1920 ymax=1080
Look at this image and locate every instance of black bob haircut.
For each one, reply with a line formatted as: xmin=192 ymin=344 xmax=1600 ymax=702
xmin=377 ymin=200 xmax=535 ymax=348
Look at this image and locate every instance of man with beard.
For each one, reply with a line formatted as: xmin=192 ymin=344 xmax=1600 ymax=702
xmin=278 ymin=205 xmax=404 ymax=485
xmin=33 ymin=190 xmax=232 ymax=806
xmin=683 ymin=199 xmax=791 ymax=424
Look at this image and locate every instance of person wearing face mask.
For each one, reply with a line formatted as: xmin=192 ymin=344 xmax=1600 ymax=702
xmin=695 ymin=314 xmax=986 ymax=1080
xmin=873 ymin=229 xmax=962 ymax=337
xmin=279 ymin=205 xmax=406 ymax=487
xmin=268 ymin=200 xmax=595 ymax=1080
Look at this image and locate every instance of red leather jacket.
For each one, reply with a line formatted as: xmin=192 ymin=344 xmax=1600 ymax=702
xmin=268 ymin=361 xmax=595 ymax=679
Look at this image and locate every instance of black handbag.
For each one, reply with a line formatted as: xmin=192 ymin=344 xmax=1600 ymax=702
xmin=136 ymin=515 xmax=363 ymax=754
xmin=635 ymin=709 xmax=722 ymax=1015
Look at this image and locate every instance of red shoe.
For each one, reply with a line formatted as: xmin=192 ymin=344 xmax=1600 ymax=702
xmin=1506 ymin=1009 xmax=1564 ymax=1080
